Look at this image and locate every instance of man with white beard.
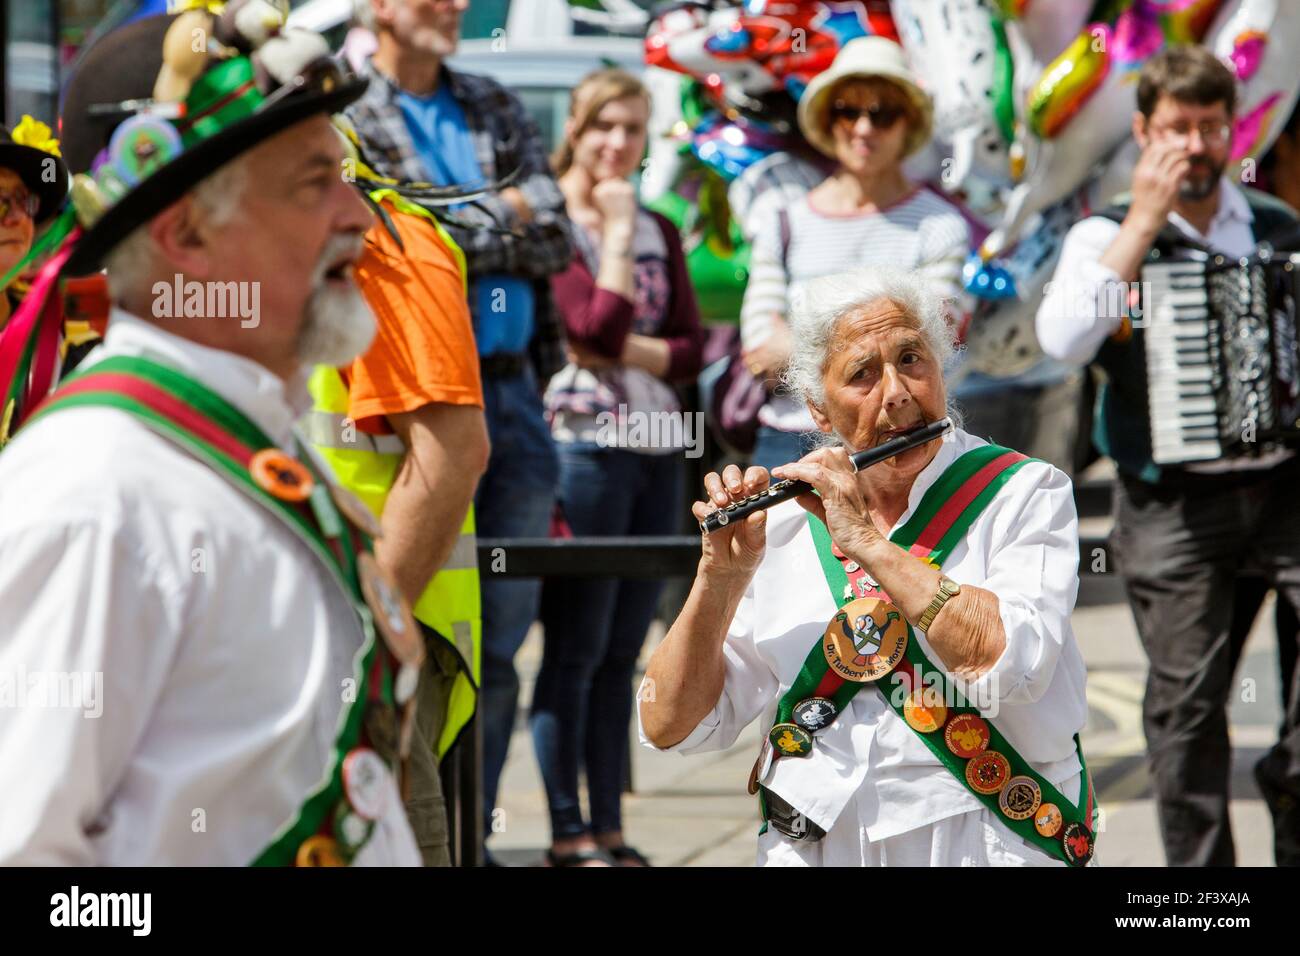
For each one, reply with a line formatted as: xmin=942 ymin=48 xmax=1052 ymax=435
xmin=0 ymin=11 xmax=422 ymax=865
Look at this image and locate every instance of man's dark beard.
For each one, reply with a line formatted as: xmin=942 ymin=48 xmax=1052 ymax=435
xmin=1179 ymin=158 xmax=1224 ymax=200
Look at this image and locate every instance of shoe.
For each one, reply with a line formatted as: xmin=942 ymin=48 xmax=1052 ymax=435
xmin=607 ymin=844 xmax=652 ymax=867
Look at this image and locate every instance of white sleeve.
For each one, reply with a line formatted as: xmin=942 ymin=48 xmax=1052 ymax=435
xmin=0 ymin=509 xmax=183 ymax=864
xmin=739 ymin=201 xmax=790 ymax=352
xmin=1035 ymin=216 xmax=1126 ymax=366
xmin=917 ymin=211 xmax=972 ymax=302
xmin=965 ymin=462 xmax=1080 ymax=706
xmin=639 ymin=577 xmax=781 ymax=755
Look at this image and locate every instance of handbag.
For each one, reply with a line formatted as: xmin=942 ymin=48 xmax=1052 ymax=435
xmin=708 ymin=208 xmax=792 ymax=455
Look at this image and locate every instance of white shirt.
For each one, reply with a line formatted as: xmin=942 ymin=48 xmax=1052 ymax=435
xmin=1036 ymin=178 xmax=1286 ymax=473
xmin=641 ymin=428 xmax=1088 ymax=850
xmin=1036 ymin=177 xmax=1255 ymax=367
xmin=0 ymin=310 xmax=420 ymax=866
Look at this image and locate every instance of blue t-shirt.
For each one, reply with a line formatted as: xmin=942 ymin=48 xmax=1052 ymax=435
xmin=397 ymin=83 xmax=534 ymax=357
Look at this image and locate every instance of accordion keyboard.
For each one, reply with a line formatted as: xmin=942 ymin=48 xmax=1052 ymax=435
xmin=1143 ymin=259 xmax=1225 ymax=464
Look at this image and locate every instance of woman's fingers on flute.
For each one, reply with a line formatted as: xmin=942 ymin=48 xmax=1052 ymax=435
xmin=721 ymin=463 xmax=746 ymax=498
xmin=704 ymin=465 xmax=759 ymax=507
xmin=702 ymin=470 xmax=729 ymax=507
xmin=691 ymin=498 xmax=719 ymax=523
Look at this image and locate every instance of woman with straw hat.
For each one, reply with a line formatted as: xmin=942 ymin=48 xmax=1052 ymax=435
xmin=740 ymin=36 xmax=971 ymax=472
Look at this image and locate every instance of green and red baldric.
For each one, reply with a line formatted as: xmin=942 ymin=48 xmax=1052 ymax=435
xmin=24 ymin=355 xmax=417 ymax=866
xmin=757 ymin=444 xmax=1098 ymax=867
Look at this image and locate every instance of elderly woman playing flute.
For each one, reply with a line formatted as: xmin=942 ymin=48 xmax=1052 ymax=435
xmin=639 ymin=267 xmax=1095 ymax=867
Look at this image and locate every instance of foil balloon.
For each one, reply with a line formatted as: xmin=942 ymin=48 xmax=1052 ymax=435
xmin=644 ymin=1 xmax=895 ymax=326
xmin=648 ymin=4 xmax=777 ymax=101
xmin=647 ymin=1 xmax=891 ymax=106
xmin=982 ymin=5 xmax=1166 ymax=267
xmin=716 ymin=0 xmax=881 ymax=99
xmin=1205 ymin=0 xmax=1300 ymax=164
xmin=892 ymin=0 xmax=1012 ymax=192
xmin=967 ymin=191 xmax=1090 ymax=378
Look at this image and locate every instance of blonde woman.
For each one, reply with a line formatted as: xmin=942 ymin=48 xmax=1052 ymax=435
xmin=536 ymin=68 xmax=704 ymax=866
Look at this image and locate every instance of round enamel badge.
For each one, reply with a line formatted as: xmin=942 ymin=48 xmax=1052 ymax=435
xmin=903 ymin=688 xmax=948 ymax=733
xmin=108 ymin=114 xmax=182 ymax=186
xmin=295 ymin=834 xmax=346 ymax=867
xmin=249 ymin=448 xmax=314 ymax=502
xmin=1034 ymin=803 xmax=1063 ymax=838
xmin=768 ymin=722 xmax=814 ymax=758
xmin=965 ymin=750 xmax=1012 ymax=794
xmin=342 ymin=747 xmax=389 ymax=821
xmin=747 ymin=737 xmax=774 ymax=795
xmin=1062 ymin=822 xmax=1095 ymax=866
xmin=998 ymin=775 xmax=1042 ymax=821
xmin=944 ymin=713 xmax=991 ymax=758
xmin=358 ymin=552 xmax=424 ymax=669
xmin=823 ymin=597 xmax=908 ymax=683
xmin=793 ymin=697 xmax=837 ymax=732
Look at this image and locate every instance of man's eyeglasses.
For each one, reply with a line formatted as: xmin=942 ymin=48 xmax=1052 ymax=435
xmin=829 ymin=101 xmax=908 ymax=130
xmin=0 ymin=191 xmax=38 ymax=222
xmin=1149 ymin=121 xmax=1233 ymax=145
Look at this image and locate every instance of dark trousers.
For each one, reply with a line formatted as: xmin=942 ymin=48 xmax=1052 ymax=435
xmin=1113 ymin=458 xmax=1300 ymax=865
xmin=532 ymin=445 xmax=682 ymax=839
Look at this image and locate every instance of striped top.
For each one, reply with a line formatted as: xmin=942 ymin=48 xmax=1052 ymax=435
xmin=740 ymin=186 xmax=971 ymax=432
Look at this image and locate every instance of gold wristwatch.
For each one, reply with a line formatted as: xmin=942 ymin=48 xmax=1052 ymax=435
xmin=917 ymin=576 xmax=961 ymax=631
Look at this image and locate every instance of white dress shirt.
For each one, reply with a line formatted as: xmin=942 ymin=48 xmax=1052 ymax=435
xmin=0 ymin=309 xmax=420 ymax=866
xmin=640 ymin=428 xmax=1089 ymax=865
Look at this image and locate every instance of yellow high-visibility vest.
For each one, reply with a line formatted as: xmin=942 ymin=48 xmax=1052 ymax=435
xmin=303 ymin=192 xmax=479 ymax=758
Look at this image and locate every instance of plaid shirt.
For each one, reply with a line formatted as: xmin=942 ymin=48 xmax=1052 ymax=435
xmin=346 ymin=60 xmax=573 ymax=381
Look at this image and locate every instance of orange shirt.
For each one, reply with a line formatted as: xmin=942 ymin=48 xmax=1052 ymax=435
xmin=347 ymin=200 xmax=483 ymax=431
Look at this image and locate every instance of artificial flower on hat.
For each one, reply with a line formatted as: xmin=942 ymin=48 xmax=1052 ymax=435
xmin=0 ymin=115 xmax=70 ymax=226
xmin=9 ymin=116 xmax=62 ymax=158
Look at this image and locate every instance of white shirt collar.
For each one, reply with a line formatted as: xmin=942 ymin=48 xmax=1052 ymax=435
xmin=1167 ymin=177 xmax=1253 ymax=245
xmin=92 ymin=308 xmax=310 ymax=448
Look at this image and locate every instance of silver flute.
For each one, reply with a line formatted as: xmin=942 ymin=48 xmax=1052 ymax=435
xmin=699 ymin=418 xmax=954 ymax=534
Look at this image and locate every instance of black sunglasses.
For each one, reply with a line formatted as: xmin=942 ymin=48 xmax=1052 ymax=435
xmin=829 ymin=101 xmax=907 ymax=130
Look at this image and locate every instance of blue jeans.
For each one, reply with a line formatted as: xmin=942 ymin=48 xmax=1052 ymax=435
xmin=531 ymin=445 xmax=683 ymax=839
xmin=750 ymin=424 xmax=820 ymax=473
xmin=477 ymin=367 xmax=559 ymax=840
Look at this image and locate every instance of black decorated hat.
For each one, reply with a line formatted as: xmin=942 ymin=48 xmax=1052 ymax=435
xmin=0 ymin=118 xmax=70 ymax=224
xmin=60 ymin=2 xmax=368 ymax=275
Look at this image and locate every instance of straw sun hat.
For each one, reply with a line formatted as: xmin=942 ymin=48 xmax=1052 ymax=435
xmin=796 ymin=36 xmax=934 ymax=160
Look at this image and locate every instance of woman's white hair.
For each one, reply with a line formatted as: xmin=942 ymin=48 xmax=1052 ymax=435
xmin=783 ymin=265 xmax=963 ymax=425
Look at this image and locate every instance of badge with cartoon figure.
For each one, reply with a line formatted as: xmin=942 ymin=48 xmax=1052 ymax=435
xmin=823 ymin=597 xmax=908 ymax=682
xmin=107 ymin=114 xmax=183 ymax=187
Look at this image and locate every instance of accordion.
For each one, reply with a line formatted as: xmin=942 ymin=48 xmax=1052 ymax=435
xmin=1142 ymin=252 xmax=1300 ymax=465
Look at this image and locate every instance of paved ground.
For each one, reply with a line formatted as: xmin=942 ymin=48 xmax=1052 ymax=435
xmin=489 ymin=478 xmax=1285 ymax=867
